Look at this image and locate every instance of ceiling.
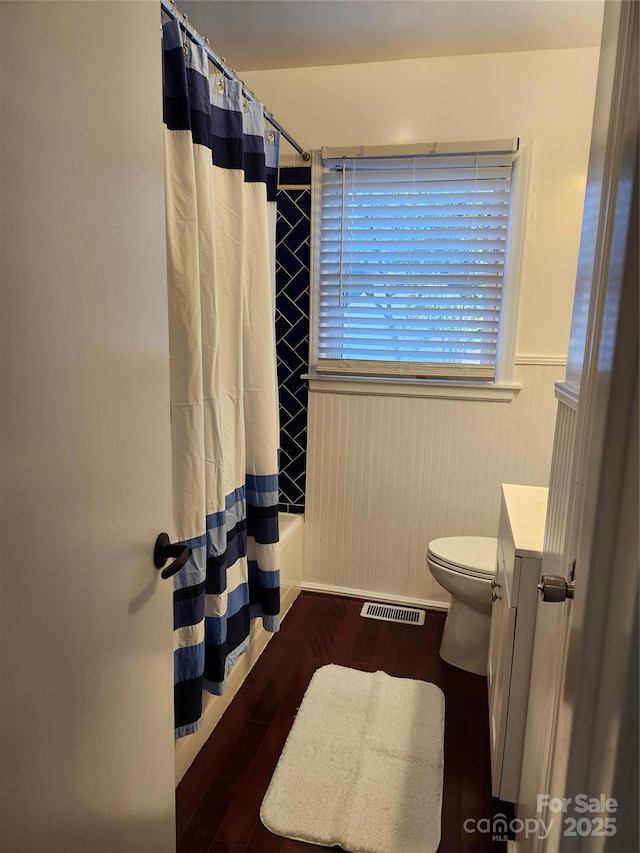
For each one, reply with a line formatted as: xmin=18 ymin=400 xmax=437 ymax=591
xmin=177 ymin=0 xmax=604 ymax=72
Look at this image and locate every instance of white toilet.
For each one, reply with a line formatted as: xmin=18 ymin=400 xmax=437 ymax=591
xmin=427 ymin=536 xmax=498 ymax=675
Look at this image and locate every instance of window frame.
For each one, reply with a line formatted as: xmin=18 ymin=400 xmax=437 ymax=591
xmin=307 ymin=140 xmax=531 ymax=401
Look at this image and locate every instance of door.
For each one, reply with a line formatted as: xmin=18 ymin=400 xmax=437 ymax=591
xmin=0 ymin=4 xmax=175 ymax=852
xmin=516 ymin=3 xmax=638 ymax=850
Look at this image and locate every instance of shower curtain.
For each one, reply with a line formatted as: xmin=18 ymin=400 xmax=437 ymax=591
xmin=162 ymin=20 xmax=281 ymax=738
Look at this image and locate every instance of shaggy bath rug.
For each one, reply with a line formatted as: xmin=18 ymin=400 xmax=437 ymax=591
xmin=260 ymin=664 xmax=444 ymax=853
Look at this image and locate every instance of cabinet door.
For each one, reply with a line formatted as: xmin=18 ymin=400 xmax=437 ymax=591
xmin=488 ymin=542 xmax=517 ymax=798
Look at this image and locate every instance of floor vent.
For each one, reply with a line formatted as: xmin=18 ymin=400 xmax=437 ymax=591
xmin=360 ymin=602 xmax=426 ymax=626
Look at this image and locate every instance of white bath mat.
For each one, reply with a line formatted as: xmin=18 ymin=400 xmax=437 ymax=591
xmin=260 ymin=664 xmax=444 ymax=853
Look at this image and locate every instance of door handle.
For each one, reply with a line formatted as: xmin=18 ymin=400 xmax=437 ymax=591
xmin=537 ymin=574 xmax=575 ymax=602
xmin=153 ymin=533 xmax=192 ymax=579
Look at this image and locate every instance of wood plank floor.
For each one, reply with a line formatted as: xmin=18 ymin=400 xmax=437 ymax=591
xmin=176 ymin=592 xmax=505 ymax=853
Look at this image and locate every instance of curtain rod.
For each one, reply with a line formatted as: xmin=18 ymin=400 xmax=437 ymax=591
xmin=161 ymin=0 xmax=310 ymax=161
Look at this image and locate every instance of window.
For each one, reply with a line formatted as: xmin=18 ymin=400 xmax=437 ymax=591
xmin=311 ymin=141 xmax=523 ymax=384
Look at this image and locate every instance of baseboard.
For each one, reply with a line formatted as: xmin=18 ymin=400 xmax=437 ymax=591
xmin=301 ymin=581 xmax=449 ymax=613
xmin=174 ymin=582 xmax=302 ymax=785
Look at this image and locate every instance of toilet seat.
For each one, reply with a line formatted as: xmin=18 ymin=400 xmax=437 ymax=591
xmin=427 ymin=536 xmax=497 ymax=579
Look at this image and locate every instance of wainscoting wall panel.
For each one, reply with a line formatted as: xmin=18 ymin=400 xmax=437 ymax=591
xmin=304 ymin=363 xmax=565 ymax=605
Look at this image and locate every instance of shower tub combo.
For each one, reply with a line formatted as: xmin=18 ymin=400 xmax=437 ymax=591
xmin=175 ymin=512 xmax=304 ymax=782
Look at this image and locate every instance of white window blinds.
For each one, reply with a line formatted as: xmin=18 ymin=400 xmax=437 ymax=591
xmin=317 ymin=151 xmax=515 ymax=380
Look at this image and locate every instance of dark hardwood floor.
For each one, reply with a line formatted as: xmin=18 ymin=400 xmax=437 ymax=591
xmin=176 ymin=591 xmax=504 ymax=853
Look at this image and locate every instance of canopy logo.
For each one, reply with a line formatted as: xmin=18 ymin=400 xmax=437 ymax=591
xmin=464 ymin=796 xmax=618 ymax=841
xmin=463 ymin=814 xmax=552 ymax=841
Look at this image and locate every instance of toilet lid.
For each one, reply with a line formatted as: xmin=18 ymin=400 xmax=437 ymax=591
xmin=428 ymin=536 xmax=497 ymax=575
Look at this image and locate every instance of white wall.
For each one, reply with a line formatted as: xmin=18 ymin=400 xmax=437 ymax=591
xmin=243 ymin=48 xmax=600 ymax=603
xmin=244 ymin=47 xmax=600 ymax=356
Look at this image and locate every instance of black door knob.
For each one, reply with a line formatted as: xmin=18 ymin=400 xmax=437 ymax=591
xmin=153 ymin=533 xmax=192 ymax=579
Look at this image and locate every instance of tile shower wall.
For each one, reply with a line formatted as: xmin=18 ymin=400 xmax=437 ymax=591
xmin=275 ymin=167 xmax=311 ymax=513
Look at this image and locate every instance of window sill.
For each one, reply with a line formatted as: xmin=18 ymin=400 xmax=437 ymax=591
xmin=302 ymin=373 xmax=521 ymax=402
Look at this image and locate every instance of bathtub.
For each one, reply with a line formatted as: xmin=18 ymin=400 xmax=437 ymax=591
xmin=278 ymin=512 xmax=304 ymax=611
xmin=176 ymin=513 xmax=304 ymax=783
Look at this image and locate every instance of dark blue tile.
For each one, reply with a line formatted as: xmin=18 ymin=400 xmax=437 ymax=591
xmin=275 ymin=188 xmax=311 ymax=512
xmin=279 ymin=317 xmax=304 ymax=343
xmin=278 ymin=167 xmax=311 ymax=186
xmin=283 ymin=456 xmax=306 ymax=487
xmin=286 ymin=408 xmax=308 ymax=439
xmin=287 ymin=220 xmax=311 ymax=249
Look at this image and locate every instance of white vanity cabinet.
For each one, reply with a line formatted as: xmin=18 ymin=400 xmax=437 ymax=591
xmin=488 ymin=483 xmax=548 ymax=803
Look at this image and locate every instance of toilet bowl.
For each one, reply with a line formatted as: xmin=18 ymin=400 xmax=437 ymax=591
xmin=427 ymin=536 xmax=498 ymax=675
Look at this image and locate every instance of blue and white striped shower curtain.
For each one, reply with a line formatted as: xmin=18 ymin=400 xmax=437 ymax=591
xmin=162 ymin=20 xmax=281 ymax=738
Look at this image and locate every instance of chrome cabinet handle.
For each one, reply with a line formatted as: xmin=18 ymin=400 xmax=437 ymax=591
xmin=153 ymin=533 xmax=192 ymax=579
xmin=492 ymin=591 xmax=502 ymax=602
xmin=491 ymin=579 xmax=500 ymax=590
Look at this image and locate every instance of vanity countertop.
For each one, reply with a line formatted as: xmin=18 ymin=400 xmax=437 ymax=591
xmin=501 ymin=484 xmax=549 ymax=558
